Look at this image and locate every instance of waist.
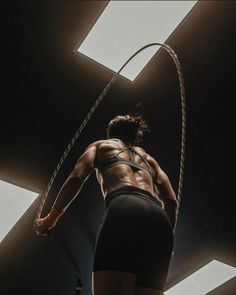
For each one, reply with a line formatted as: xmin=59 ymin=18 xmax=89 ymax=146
xmin=105 ymin=186 xmax=162 ymax=208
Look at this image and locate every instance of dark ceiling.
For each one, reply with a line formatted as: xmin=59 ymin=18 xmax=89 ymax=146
xmin=0 ymin=1 xmax=236 ymax=295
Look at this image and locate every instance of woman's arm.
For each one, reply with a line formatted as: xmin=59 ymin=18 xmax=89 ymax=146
xmin=34 ymin=144 xmax=97 ymax=235
xmin=53 ymin=144 xmax=97 ymax=211
xmin=149 ymin=156 xmax=179 ymax=232
xmin=155 ymin=167 xmax=179 ymax=231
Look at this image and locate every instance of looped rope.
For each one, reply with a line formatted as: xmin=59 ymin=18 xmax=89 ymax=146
xmin=36 ymin=43 xmax=186 ymax=219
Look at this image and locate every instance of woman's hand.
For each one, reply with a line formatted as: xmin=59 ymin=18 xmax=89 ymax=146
xmin=33 ymin=216 xmax=54 ymax=236
xmin=33 ymin=207 xmax=64 ymax=236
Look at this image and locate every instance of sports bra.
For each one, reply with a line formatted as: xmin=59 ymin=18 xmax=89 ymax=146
xmin=96 ymin=146 xmax=156 ymax=182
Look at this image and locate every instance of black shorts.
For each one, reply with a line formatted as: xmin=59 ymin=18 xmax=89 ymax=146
xmin=93 ymin=186 xmax=174 ymax=291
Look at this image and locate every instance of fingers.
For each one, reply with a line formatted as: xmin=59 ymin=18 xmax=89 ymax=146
xmin=33 ymin=218 xmax=51 ymax=236
xmin=34 ymin=226 xmax=50 ymax=236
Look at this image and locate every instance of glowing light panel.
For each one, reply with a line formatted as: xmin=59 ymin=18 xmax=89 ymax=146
xmin=0 ymin=180 xmax=38 ymax=241
xmin=77 ymin=1 xmax=197 ymax=81
xmin=165 ymin=260 xmax=236 ymax=295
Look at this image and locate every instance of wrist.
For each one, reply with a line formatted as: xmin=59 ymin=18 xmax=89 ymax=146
xmin=45 ymin=207 xmax=64 ymax=228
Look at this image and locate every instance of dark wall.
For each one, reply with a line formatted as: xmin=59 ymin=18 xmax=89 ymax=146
xmin=0 ymin=1 xmax=236 ymax=294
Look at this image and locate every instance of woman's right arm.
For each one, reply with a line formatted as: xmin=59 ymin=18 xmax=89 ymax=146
xmin=149 ymin=156 xmax=179 ymax=232
xmin=34 ymin=143 xmax=97 ymax=235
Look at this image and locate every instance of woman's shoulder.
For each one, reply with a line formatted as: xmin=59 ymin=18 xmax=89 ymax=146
xmin=135 ymin=146 xmax=159 ymax=166
xmin=134 ymin=146 xmax=149 ymax=157
xmin=86 ymin=139 xmax=120 ymax=151
xmin=85 ymin=140 xmax=105 ymax=150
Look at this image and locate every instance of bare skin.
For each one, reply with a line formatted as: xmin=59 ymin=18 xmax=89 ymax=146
xmin=34 ymin=138 xmax=179 ymax=295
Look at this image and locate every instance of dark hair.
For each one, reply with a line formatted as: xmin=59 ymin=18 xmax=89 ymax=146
xmin=107 ymin=114 xmax=149 ymax=145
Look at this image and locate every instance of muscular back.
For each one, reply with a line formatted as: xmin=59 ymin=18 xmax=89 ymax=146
xmin=94 ymin=139 xmax=157 ymax=197
xmin=49 ymin=137 xmax=178 ymax=230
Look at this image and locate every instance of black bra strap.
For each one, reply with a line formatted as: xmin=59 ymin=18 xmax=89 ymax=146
xmin=97 ymin=145 xmax=157 ymax=189
xmin=130 ymin=148 xmax=155 ymax=178
xmin=114 ymin=146 xmax=131 ymax=157
xmin=102 ymin=159 xmax=153 ymax=176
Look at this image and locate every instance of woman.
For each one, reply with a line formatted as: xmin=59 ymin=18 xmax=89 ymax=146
xmin=34 ymin=114 xmax=179 ymax=295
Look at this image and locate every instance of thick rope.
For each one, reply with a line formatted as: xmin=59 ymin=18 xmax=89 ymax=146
xmin=36 ymin=43 xmax=186 ymax=219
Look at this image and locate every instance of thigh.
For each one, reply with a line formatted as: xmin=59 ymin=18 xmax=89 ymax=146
xmin=94 ymin=194 xmax=173 ymax=291
xmin=93 ymin=270 xmax=136 ymax=295
xmin=126 ymin=199 xmax=173 ymax=291
xmin=94 ymin=195 xmax=148 ymax=274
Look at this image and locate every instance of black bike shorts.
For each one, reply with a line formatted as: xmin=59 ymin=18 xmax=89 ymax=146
xmin=93 ymin=186 xmax=174 ymax=291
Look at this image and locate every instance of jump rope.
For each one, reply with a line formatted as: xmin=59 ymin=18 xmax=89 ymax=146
xmin=35 ymin=43 xmax=186 ymax=290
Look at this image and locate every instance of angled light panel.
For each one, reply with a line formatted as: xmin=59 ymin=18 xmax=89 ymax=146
xmin=0 ymin=180 xmax=38 ymax=241
xmin=165 ymin=260 xmax=236 ymax=295
xmin=77 ymin=1 xmax=197 ymax=81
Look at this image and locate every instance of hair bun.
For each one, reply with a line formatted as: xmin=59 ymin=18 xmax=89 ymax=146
xmin=107 ymin=114 xmax=150 ymax=144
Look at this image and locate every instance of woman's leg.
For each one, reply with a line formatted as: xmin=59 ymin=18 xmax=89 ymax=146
xmin=92 ymin=270 xmax=137 ymax=295
xmin=93 ymin=192 xmax=173 ymax=295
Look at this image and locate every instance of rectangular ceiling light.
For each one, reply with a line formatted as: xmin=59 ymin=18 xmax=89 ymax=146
xmin=0 ymin=180 xmax=38 ymax=241
xmin=77 ymin=1 xmax=197 ymax=81
xmin=165 ymin=260 xmax=236 ymax=295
